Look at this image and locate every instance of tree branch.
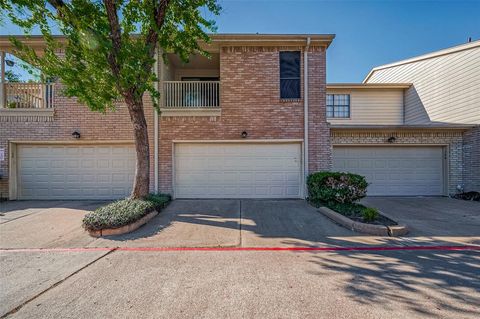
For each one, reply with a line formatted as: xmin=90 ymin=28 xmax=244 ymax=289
xmin=46 ymin=0 xmax=70 ymax=20
xmin=103 ymin=0 xmax=122 ymax=80
xmin=143 ymin=0 xmax=170 ymax=73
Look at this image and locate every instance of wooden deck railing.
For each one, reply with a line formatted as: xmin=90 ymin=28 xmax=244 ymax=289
xmin=162 ymin=81 xmax=220 ymax=108
xmin=1 ymin=83 xmax=55 ymax=109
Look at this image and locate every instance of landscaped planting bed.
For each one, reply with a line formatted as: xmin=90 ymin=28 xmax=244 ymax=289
xmin=312 ymin=201 xmax=397 ymax=226
xmin=452 ymin=191 xmax=480 ymax=202
xmin=83 ymin=194 xmax=171 ymax=234
xmin=307 ymin=172 xmax=401 ymax=229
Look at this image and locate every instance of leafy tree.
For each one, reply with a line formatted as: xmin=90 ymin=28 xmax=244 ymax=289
xmin=1 ymin=0 xmax=220 ymax=198
xmin=5 ymin=70 xmax=20 ymax=82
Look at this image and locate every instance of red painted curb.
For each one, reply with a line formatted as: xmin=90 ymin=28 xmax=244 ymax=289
xmin=0 ymin=245 xmax=479 ymax=253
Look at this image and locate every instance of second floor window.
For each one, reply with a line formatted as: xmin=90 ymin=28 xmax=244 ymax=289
xmin=280 ymin=51 xmax=301 ymax=99
xmin=327 ymin=94 xmax=350 ymax=118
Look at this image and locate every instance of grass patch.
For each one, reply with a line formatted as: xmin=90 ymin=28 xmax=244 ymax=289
xmin=82 ymin=194 xmax=171 ymax=231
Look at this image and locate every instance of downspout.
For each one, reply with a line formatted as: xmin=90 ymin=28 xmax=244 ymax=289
xmin=0 ymin=51 xmax=5 ymax=108
xmin=153 ymin=49 xmax=159 ymax=193
xmin=304 ymin=37 xmax=311 ymax=198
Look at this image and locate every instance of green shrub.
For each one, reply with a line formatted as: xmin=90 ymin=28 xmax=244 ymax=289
xmin=325 ymin=201 xmax=364 ymax=218
xmin=307 ymin=171 xmax=368 ymax=204
xmin=82 ymin=194 xmax=171 ymax=231
xmin=362 ymin=207 xmax=379 ymax=222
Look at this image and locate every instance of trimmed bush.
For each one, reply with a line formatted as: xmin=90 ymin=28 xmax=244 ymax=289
xmin=82 ymin=194 xmax=171 ymax=231
xmin=307 ymin=171 xmax=368 ymax=204
xmin=362 ymin=207 xmax=379 ymax=222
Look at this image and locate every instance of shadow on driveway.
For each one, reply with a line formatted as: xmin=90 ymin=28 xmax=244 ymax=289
xmin=1 ymin=197 xmax=479 ymax=249
xmin=90 ymin=199 xmax=360 ymax=248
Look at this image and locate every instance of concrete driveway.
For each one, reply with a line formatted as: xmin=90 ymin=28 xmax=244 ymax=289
xmin=0 ymin=199 xmax=357 ymax=249
xmin=1 ymin=197 xmax=479 ymax=249
xmin=362 ymin=197 xmax=480 ymax=245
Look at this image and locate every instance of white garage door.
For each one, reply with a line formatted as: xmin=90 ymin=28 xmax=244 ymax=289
xmin=333 ymin=146 xmax=445 ymax=196
xmin=174 ymin=143 xmax=302 ymax=198
xmin=17 ymin=144 xmax=135 ymax=200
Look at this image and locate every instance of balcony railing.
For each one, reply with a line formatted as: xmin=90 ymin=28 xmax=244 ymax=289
xmin=0 ymin=83 xmax=55 ymax=109
xmin=162 ymin=81 xmax=220 ymax=108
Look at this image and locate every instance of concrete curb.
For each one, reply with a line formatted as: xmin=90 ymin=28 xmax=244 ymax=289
xmin=87 ymin=210 xmax=158 ymax=237
xmin=318 ymin=206 xmax=408 ymax=237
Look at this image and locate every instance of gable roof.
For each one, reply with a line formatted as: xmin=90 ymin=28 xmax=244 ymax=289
xmin=363 ymin=39 xmax=480 ymax=83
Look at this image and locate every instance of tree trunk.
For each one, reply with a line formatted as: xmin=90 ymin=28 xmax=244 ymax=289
xmin=126 ymin=95 xmax=150 ymax=199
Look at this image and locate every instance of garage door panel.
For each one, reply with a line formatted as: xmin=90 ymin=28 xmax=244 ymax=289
xmin=17 ymin=144 xmax=135 ymax=200
xmin=175 ymin=143 xmax=302 ymax=199
xmin=64 ymin=160 xmax=80 ymax=169
xmin=333 ymin=146 xmax=444 ymax=196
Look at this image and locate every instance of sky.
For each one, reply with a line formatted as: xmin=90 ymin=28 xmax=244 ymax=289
xmin=2 ymin=0 xmax=480 ymax=83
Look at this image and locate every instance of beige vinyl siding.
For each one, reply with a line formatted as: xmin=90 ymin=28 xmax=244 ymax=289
xmin=327 ymin=88 xmax=404 ymax=125
xmin=366 ymin=45 xmax=480 ymax=124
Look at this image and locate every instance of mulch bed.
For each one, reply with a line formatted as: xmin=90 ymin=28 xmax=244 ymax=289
xmin=311 ymin=201 xmax=398 ymax=227
xmin=452 ymin=191 xmax=480 ymax=202
xmin=345 ymin=212 xmax=398 ymax=227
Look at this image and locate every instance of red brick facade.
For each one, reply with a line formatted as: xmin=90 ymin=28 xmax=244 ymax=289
xmin=0 ymin=44 xmax=330 ymax=198
xmin=0 ymin=95 xmax=155 ymax=198
xmin=158 ymin=46 xmax=330 ymax=194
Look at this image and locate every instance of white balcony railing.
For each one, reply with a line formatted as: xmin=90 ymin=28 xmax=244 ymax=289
xmin=0 ymin=83 xmax=55 ymax=109
xmin=162 ymin=81 xmax=220 ymax=108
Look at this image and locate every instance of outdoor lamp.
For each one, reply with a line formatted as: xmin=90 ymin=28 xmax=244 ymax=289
xmin=387 ymin=136 xmax=396 ymax=143
xmin=72 ymin=131 xmax=81 ymax=139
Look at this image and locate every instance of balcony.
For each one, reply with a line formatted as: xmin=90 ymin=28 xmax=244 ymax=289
xmin=0 ymin=83 xmax=55 ymax=121
xmin=160 ymin=52 xmax=220 ymax=117
xmin=1 ymin=82 xmax=54 ymax=109
xmin=163 ymin=81 xmax=220 ymax=108
xmin=0 ymin=50 xmax=55 ymax=121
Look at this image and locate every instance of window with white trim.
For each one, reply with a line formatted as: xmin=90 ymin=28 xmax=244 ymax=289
xmin=326 ymin=94 xmax=350 ymax=118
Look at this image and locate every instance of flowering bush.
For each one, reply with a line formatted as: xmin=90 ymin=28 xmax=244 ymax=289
xmin=307 ymin=172 xmax=368 ymax=204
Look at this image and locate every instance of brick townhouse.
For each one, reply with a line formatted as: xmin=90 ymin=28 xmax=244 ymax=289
xmin=0 ymin=34 xmax=478 ymax=200
xmin=0 ymin=34 xmax=333 ymax=200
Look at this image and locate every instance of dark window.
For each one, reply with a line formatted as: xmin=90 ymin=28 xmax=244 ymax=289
xmin=280 ymin=51 xmax=301 ymax=99
xmin=326 ymin=94 xmax=350 ymax=118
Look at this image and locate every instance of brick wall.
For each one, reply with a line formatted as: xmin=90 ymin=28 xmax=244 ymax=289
xmin=1 ymin=45 xmax=330 ymax=199
xmin=158 ymin=46 xmax=330 ymax=194
xmin=0 ymin=89 xmax=155 ymax=198
xmin=307 ymin=49 xmax=331 ymax=172
xmin=331 ymin=130 xmax=464 ymax=195
xmin=463 ymin=126 xmax=480 ymax=192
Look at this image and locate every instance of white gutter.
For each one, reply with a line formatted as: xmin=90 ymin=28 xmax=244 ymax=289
xmin=153 ymin=49 xmax=159 ymax=193
xmin=303 ymin=37 xmax=311 ymax=198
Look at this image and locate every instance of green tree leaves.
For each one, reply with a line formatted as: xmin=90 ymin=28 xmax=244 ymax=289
xmin=2 ymin=0 xmax=220 ymax=112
